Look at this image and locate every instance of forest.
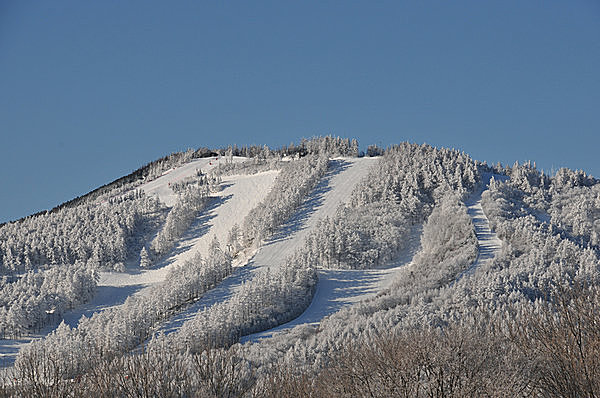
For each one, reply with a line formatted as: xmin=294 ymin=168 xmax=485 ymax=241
xmin=0 ymin=136 xmax=598 ymax=397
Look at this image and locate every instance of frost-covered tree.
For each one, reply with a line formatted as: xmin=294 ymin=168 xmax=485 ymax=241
xmin=241 ymin=153 xmax=329 ymax=247
xmin=139 ymin=246 xmax=151 ymax=268
xmin=150 ymin=183 xmax=210 ymax=259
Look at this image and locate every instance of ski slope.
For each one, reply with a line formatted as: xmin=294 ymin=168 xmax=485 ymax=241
xmin=100 ymin=170 xmax=279 ymax=290
xmin=241 ymin=223 xmax=423 ymax=343
xmin=72 ymin=169 xmax=279 ymax=319
xmin=250 ymin=158 xmax=378 ymax=268
xmin=454 ymin=172 xmax=508 ymax=282
xmin=158 ymin=157 xmax=379 ymax=336
xmin=0 ymin=159 xmax=277 ymax=366
xmin=140 ymin=156 xmax=245 ymax=206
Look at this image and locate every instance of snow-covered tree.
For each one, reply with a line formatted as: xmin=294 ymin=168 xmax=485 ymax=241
xmin=139 ymin=246 xmax=151 ymax=268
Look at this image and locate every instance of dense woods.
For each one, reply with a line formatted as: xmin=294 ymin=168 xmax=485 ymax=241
xmin=0 ymin=190 xmax=162 ymax=273
xmin=297 ymin=143 xmax=479 ymax=270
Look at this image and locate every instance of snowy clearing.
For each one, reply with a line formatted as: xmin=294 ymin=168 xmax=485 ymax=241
xmin=140 ymin=156 xmax=246 ymax=206
xmin=241 ymin=223 xmax=423 ymax=343
xmin=158 ymin=157 xmax=378 ymax=336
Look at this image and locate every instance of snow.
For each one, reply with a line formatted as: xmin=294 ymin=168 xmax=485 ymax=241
xmin=0 ymin=338 xmax=32 ymax=368
xmin=159 ymin=157 xmax=379 ymax=336
xmin=454 ymin=172 xmax=507 ymax=283
xmin=249 ymin=158 xmax=378 ymax=269
xmin=100 ymin=170 xmax=279 ymax=289
xmin=241 ymin=223 xmax=423 ymax=343
xmin=140 ymin=156 xmax=246 ymax=206
xmin=0 ymin=159 xmax=278 ymax=367
xmin=81 ymin=170 xmax=278 ymax=310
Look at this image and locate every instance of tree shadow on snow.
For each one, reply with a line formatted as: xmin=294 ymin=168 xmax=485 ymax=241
xmin=61 ymin=284 xmax=147 ymax=328
xmin=157 ymin=265 xmax=258 ymax=336
xmin=266 ymin=159 xmax=351 ymax=245
xmin=156 ymin=194 xmax=233 ymax=267
xmin=241 ymin=268 xmax=385 ymax=343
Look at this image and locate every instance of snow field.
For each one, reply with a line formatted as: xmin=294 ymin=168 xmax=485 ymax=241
xmin=159 ymin=157 xmax=379 ymax=336
xmin=242 ymin=223 xmax=423 ymax=343
xmin=0 ymin=161 xmax=278 ymax=366
xmin=140 ymin=156 xmax=247 ymax=206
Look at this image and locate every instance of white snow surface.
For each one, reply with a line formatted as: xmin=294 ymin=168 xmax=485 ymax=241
xmin=99 ymin=170 xmax=279 ymax=289
xmin=75 ymin=169 xmax=279 ymax=315
xmin=241 ymin=223 xmax=423 ymax=343
xmin=140 ymin=156 xmax=246 ymax=206
xmin=0 ymin=158 xmax=277 ymax=366
xmin=159 ymin=157 xmax=379 ymax=336
xmin=454 ymin=172 xmax=507 ymax=283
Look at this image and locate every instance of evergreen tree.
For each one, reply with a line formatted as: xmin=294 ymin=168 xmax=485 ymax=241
xmin=139 ymin=246 xmax=151 ymax=268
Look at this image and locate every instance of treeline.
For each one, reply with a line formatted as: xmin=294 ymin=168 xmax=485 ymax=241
xmin=14 ymin=238 xmax=233 ymax=379
xmin=0 ymin=191 xmax=162 ymax=273
xmin=223 ymin=136 xmax=359 ymax=159
xmin=299 ymin=203 xmax=411 ymax=269
xmin=174 ymin=260 xmax=317 ymax=352
xmin=6 ymin=278 xmax=599 ymax=396
xmin=210 ymin=158 xmax=285 ymax=178
xmin=295 ymin=143 xmax=479 ymax=270
xmin=0 ymin=263 xmax=96 ymax=339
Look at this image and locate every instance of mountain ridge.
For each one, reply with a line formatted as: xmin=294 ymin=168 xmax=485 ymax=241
xmin=1 ymin=137 xmax=599 ymax=396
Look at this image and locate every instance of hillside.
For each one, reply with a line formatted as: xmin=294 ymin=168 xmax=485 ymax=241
xmin=1 ymin=137 xmax=599 ymax=397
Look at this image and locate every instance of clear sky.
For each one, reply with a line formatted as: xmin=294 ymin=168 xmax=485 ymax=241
xmin=1 ymin=1 xmax=599 ymax=223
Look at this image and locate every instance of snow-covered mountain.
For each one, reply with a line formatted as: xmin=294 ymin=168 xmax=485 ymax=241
xmin=1 ymin=137 xmax=599 ymax=397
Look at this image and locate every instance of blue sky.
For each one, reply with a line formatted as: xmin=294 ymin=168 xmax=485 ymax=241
xmin=1 ymin=1 xmax=599 ymax=223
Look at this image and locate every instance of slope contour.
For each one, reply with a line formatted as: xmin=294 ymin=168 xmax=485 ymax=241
xmin=159 ymin=157 xmax=378 ymax=336
xmin=0 ymin=160 xmax=276 ymax=367
xmin=242 ymin=223 xmax=422 ymax=343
